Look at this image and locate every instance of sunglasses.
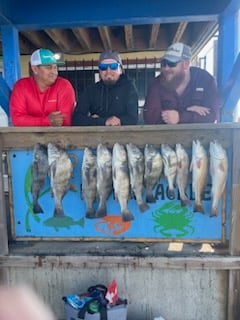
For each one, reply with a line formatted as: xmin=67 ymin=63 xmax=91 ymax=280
xmin=98 ymin=63 xmax=120 ymax=71
xmin=161 ymin=60 xmax=179 ymax=68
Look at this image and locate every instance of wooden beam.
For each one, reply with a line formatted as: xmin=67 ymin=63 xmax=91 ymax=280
xmin=44 ymin=29 xmax=74 ymax=52
xmin=2 ymin=255 xmax=240 ymax=270
xmin=98 ymin=26 xmax=111 ymax=50
xmin=149 ymin=24 xmax=160 ymax=48
xmin=124 ymin=24 xmax=134 ymax=49
xmin=71 ymin=28 xmax=91 ymax=51
xmin=172 ymin=21 xmax=188 ymax=43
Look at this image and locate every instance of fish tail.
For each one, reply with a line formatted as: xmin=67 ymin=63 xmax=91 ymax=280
xmin=210 ymin=207 xmax=218 ymax=217
xmin=167 ymin=189 xmax=175 ymax=198
xmin=96 ymin=205 xmax=107 ymax=218
xmin=146 ymin=192 xmax=156 ymax=203
xmin=33 ymin=202 xmax=44 ymax=214
xmin=180 ymin=198 xmax=191 ymax=207
xmin=86 ymin=208 xmax=97 ymax=219
xmin=138 ymin=202 xmax=150 ymax=213
xmin=194 ymin=202 xmax=205 ymax=214
xmin=121 ymin=210 xmax=134 ymax=222
xmin=53 ymin=206 xmax=65 ymax=217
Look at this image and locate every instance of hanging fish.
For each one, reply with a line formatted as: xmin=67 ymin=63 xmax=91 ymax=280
xmin=96 ymin=143 xmax=113 ymax=218
xmin=31 ymin=143 xmax=49 ymax=213
xmin=144 ymin=144 xmax=162 ymax=203
xmin=81 ymin=147 xmax=97 ymax=218
xmin=190 ymin=140 xmax=208 ymax=214
xmin=112 ymin=143 xmax=133 ymax=222
xmin=161 ymin=144 xmax=177 ymax=198
xmin=48 ymin=143 xmax=73 ymax=217
xmin=209 ymin=140 xmax=228 ymax=217
xmin=126 ymin=143 xmax=149 ymax=213
xmin=175 ymin=143 xmax=191 ymax=207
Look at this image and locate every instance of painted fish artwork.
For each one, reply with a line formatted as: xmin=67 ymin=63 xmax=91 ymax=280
xmin=190 ymin=140 xmax=208 ymax=214
xmin=81 ymin=147 xmax=97 ymax=219
xmin=209 ymin=140 xmax=228 ymax=217
xmin=31 ymin=143 xmax=49 ymax=214
xmin=48 ymin=143 xmax=73 ymax=217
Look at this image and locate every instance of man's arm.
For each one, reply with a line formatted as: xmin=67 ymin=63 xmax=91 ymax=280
xmin=179 ymin=73 xmax=220 ymax=123
xmin=10 ymin=81 xmax=51 ymax=126
xmin=71 ymin=89 xmax=106 ymax=126
xmin=143 ymin=79 xmax=164 ymax=124
xmin=56 ymin=79 xmax=76 ymax=126
xmin=117 ymin=81 xmax=139 ymax=125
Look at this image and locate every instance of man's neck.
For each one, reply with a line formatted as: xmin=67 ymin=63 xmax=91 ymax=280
xmin=176 ymin=70 xmax=190 ymax=96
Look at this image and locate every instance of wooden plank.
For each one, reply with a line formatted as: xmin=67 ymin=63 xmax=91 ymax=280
xmin=0 ymin=123 xmax=235 ymax=150
xmin=1 ymin=255 xmax=240 ymax=270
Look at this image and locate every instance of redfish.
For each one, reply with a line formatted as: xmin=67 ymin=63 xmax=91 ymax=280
xmin=190 ymin=140 xmax=208 ymax=214
xmin=209 ymin=140 xmax=228 ymax=217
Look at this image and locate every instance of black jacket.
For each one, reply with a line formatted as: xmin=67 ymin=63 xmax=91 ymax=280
xmin=72 ymin=74 xmax=139 ymax=126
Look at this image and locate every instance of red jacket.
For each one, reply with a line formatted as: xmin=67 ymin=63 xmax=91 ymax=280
xmin=10 ymin=76 xmax=76 ymax=126
xmin=144 ymin=67 xmax=221 ymax=124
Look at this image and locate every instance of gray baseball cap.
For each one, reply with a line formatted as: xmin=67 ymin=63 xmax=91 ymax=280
xmin=160 ymin=42 xmax=192 ymax=63
xmin=99 ymin=51 xmax=122 ymax=65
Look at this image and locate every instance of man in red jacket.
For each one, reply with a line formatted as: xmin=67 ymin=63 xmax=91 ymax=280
xmin=10 ymin=48 xmax=76 ymax=126
xmin=144 ymin=42 xmax=221 ymax=124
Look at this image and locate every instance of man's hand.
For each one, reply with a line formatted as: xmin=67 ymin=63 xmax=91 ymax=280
xmin=48 ymin=111 xmax=65 ymax=126
xmin=105 ymin=116 xmax=121 ymax=126
xmin=187 ymin=105 xmax=210 ymax=116
xmin=162 ymin=110 xmax=179 ymax=124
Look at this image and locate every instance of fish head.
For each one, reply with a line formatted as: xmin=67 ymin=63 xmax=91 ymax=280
xmin=210 ymin=140 xmax=226 ymax=159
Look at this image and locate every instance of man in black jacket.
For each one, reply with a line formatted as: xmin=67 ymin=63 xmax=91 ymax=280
xmin=72 ymin=51 xmax=139 ymax=126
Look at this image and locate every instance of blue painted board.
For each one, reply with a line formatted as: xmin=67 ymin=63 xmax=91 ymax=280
xmin=9 ymin=147 xmax=231 ymax=241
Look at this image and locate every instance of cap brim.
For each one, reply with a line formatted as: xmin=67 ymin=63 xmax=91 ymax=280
xmin=160 ymin=55 xmax=182 ymax=63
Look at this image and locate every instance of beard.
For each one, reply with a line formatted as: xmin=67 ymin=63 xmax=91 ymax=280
xmin=102 ymin=79 xmax=118 ymax=87
xmin=162 ymin=70 xmax=185 ymax=90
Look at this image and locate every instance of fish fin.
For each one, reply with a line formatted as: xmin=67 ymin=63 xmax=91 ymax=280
xmin=177 ymin=160 xmax=182 ymax=169
xmin=138 ymin=202 xmax=149 ymax=213
xmin=219 ymin=162 xmax=225 ymax=172
xmin=121 ymin=210 xmax=134 ymax=222
xmin=51 ymin=161 xmax=57 ymax=177
xmin=196 ymin=159 xmax=201 ymax=169
xmin=194 ymin=203 xmax=205 ymax=214
xmin=146 ymin=159 xmax=153 ymax=172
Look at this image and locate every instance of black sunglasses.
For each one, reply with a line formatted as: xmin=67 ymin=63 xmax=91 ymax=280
xmin=161 ymin=60 xmax=179 ymax=68
xmin=98 ymin=63 xmax=120 ymax=71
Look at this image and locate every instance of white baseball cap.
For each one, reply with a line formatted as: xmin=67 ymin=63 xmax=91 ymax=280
xmin=30 ymin=48 xmax=59 ymax=66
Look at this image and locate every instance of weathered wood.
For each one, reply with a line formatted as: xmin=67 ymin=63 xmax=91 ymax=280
xmin=0 ymin=135 xmax=8 ymax=255
xmin=1 ymin=255 xmax=240 ymax=270
xmin=230 ymin=129 xmax=240 ymax=255
xmin=228 ymin=270 xmax=240 ymax=320
xmin=0 ymin=124 xmax=235 ymax=150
